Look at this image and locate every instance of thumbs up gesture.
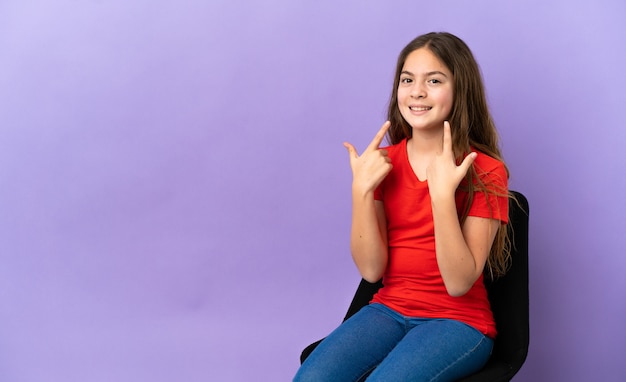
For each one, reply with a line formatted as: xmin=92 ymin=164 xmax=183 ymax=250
xmin=343 ymin=121 xmax=393 ymax=194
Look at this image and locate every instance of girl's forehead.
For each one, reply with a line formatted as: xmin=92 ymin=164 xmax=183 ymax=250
xmin=402 ymin=48 xmax=450 ymax=74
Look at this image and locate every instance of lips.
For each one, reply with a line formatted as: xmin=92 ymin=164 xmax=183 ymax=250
xmin=409 ymin=106 xmax=432 ymax=111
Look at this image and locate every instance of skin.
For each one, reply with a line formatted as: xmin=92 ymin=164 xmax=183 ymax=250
xmin=343 ymin=48 xmax=500 ymax=297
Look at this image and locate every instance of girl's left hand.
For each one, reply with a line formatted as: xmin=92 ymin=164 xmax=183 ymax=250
xmin=426 ymin=121 xmax=477 ymax=200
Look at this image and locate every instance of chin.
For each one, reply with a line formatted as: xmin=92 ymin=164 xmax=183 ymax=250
xmin=409 ymin=121 xmax=443 ymax=131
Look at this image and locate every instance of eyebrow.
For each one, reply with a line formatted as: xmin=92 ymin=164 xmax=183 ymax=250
xmin=401 ymin=70 xmax=449 ymax=78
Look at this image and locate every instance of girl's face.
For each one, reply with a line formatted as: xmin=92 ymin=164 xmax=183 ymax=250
xmin=397 ymin=48 xmax=454 ymax=134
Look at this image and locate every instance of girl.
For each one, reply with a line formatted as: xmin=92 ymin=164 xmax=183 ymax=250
xmin=294 ymin=32 xmax=510 ymax=382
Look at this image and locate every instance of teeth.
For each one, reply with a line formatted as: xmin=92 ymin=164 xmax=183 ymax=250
xmin=410 ymin=106 xmax=431 ymax=111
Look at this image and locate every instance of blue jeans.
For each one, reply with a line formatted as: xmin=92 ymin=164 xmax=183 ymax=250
xmin=294 ymin=303 xmax=493 ymax=382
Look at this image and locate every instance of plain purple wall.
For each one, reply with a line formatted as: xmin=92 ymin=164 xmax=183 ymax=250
xmin=1 ymin=0 xmax=625 ymax=381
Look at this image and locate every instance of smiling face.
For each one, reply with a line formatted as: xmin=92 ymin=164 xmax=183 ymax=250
xmin=397 ymin=48 xmax=454 ymax=134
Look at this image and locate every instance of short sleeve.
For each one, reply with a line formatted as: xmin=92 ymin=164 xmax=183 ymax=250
xmin=459 ymin=153 xmax=509 ymax=223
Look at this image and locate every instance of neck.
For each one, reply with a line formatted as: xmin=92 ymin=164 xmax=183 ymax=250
xmin=407 ymin=128 xmax=444 ymax=155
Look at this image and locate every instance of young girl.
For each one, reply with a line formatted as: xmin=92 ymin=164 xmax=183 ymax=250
xmin=294 ymin=32 xmax=510 ymax=382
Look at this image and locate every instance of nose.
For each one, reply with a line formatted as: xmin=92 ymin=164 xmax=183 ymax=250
xmin=410 ymin=82 xmax=426 ymax=98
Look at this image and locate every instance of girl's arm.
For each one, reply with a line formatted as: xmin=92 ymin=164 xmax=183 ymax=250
xmin=427 ymin=122 xmax=499 ymax=296
xmin=431 ymin=200 xmax=500 ymax=296
xmin=348 ymin=193 xmax=388 ymax=283
xmin=343 ymin=122 xmax=392 ymax=282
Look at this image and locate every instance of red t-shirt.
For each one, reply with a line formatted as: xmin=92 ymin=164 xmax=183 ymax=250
xmin=371 ymin=138 xmax=508 ymax=338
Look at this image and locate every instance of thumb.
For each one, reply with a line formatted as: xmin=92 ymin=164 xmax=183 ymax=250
xmin=459 ymin=152 xmax=477 ymax=174
xmin=343 ymin=142 xmax=358 ymax=159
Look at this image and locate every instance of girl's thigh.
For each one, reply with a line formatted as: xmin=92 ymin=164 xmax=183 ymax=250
xmin=367 ymin=319 xmax=493 ymax=382
xmin=293 ymin=304 xmax=405 ymax=382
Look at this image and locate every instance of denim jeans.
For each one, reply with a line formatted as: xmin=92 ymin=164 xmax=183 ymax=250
xmin=294 ymin=303 xmax=493 ymax=382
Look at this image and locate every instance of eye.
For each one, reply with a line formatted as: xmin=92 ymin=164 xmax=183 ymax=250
xmin=400 ymin=77 xmax=413 ymax=84
xmin=428 ymin=78 xmax=442 ymax=85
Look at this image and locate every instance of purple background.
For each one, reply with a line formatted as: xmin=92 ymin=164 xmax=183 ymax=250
xmin=1 ymin=1 xmax=625 ymax=381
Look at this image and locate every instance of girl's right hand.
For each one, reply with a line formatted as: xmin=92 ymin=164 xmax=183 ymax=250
xmin=343 ymin=121 xmax=393 ymax=195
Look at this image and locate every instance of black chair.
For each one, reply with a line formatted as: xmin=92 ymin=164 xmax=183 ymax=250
xmin=300 ymin=191 xmax=529 ymax=381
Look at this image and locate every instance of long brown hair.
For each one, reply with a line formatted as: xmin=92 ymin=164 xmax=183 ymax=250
xmin=387 ymin=32 xmax=511 ymax=278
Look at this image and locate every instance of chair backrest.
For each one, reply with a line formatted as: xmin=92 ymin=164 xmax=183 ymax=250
xmin=482 ymin=191 xmax=529 ymax=371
